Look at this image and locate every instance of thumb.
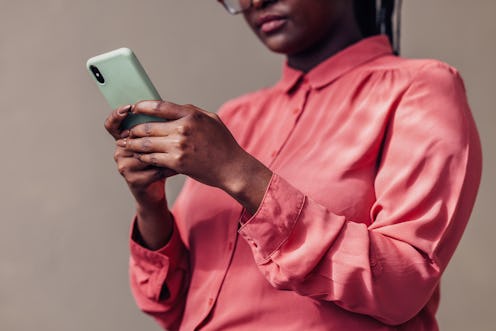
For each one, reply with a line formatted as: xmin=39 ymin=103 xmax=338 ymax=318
xmin=132 ymin=100 xmax=192 ymax=121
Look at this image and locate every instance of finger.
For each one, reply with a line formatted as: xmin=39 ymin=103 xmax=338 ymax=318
xmin=116 ymin=156 xmax=152 ymax=177
xmin=129 ymin=120 xmax=186 ymax=138
xmin=117 ymin=136 xmax=181 ymax=154
xmin=128 ymin=155 xmax=178 ymax=177
xmin=126 ymin=168 xmax=166 ymax=188
xmin=135 ymin=152 xmax=175 ymax=168
xmin=104 ymin=105 xmax=132 ymax=140
xmin=113 ymin=147 xmax=135 ymax=162
xmin=133 ymin=100 xmax=193 ymax=121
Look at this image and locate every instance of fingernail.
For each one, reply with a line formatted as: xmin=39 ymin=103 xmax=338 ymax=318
xmin=118 ymin=105 xmax=132 ymax=116
xmin=120 ymin=130 xmax=130 ymax=138
xmin=116 ymin=139 xmax=127 ymax=147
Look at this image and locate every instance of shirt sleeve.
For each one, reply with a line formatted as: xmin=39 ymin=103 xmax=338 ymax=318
xmin=238 ymin=63 xmax=482 ymax=325
xmin=129 ymin=216 xmax=190 ymax=331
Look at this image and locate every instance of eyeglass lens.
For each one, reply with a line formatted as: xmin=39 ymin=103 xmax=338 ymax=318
xmin=222 ymin=0 xmax=252 ymax=14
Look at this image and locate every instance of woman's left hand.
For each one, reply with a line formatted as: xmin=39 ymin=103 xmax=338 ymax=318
xmin=117 ymin=100 xmax=272 ymax=213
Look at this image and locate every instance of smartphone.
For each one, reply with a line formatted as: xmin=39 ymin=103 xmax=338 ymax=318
xmin=86 ymin=47 xmax=165 ymax=130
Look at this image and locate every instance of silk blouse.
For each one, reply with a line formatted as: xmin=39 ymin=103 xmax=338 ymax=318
xmin=128 ymin=36 xmax=482 ymax=330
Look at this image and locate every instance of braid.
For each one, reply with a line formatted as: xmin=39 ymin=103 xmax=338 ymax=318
xmin=354 ymin=0 xmax=402 ymax=54
xmin=354 ymin=0 xmax=379 ymax=38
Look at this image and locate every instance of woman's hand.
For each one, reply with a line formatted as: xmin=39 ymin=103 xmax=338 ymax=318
xmin=118 ymin=100 xmax=272 ymax=214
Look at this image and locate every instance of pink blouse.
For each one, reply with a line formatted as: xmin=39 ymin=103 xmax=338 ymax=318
xmin=128 ymin=36 xmax=482 ymax=330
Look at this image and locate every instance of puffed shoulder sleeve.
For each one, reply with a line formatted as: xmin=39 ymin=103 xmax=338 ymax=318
xmin=238 ymin=63 xmax=482 ymax=325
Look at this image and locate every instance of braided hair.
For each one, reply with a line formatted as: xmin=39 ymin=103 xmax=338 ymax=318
xmin=354 ymin=0 xmax=403 ymax=54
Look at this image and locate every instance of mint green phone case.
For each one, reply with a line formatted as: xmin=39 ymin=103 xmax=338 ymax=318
xmin=86 ymin=48 xmax=164 ymax=130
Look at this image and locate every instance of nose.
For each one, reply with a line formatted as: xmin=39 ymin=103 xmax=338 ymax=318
xmin=252 ymin=0 xmax=276 ymax=9
xmin=252 ymin=0 xmax=264 ymax=8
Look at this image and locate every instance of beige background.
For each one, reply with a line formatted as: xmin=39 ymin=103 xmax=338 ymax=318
xmin=0 ymin=1 xmax=494 ymax=330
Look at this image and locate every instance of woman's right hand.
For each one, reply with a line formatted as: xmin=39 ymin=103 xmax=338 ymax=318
xmin=104 ymin=104 xmax=175 ymax=249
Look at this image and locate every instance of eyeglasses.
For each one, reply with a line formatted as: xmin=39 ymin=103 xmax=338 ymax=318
xmin=218 ymin=0 xmax=253 ymax=15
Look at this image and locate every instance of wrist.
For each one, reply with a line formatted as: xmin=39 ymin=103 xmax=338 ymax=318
xmin=132 ymin=179 xmax=166 ymax=209
xmin=135 ymin=198 xmax=174 ymax=251
xmin=136 ymin=199 xmax=168 ymax=221
xmin=222 ymin=152 xmax=272 ymax=214
xmin=133 ymin=179 xmax=169 ymax=223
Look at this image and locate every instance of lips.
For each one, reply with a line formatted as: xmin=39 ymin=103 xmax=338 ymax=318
xmin=256 ymin=14 xmax=288 ymax=34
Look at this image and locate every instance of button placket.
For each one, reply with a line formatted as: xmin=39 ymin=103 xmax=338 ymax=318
xmin=267 ymin=80 xmax=311 ymax=167
xmin=290 ymin=82 xmax=310 ymax=124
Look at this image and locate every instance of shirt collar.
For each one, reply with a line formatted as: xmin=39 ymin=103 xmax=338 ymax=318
xmin=276 ymin=35 xmax=393 ymax=93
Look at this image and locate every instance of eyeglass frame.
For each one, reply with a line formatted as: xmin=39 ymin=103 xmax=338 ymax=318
xmin=217 ymin=0 xmax=253 ymax=15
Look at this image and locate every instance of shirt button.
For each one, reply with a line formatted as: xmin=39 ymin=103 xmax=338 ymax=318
xmin=271 ymin=150 xmax=277 ymax=158
xmin=292 ymin=107 xmax=300 ymax=115
xmin=208 ymin=298 xmax=214 ymax=306
xmin=228 ymin=242 xmax=234 ymax=251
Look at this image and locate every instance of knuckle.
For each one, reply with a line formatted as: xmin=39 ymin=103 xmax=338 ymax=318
xmin=184 ymin=111 xmax=203 ymax=125
xmin=117 ymin=164 xmax=127 ymax=176
xmin=104 ymin=117 xmax=115 ymax=132
xmin=171 ymin=154 xmax=182 ymax=170
xmin=192 ymin=112 xmax=204 ymax=122
xmin=176 ymin=124 xmax=190 ymax=136
xmin=112 ymin=109 xmax=121 ymax=120
xmin=144 ymin=122 xmax=153 ymax=136
xmin=177 ymin=137 xmax=190 ymax=151
xmin=150 ymin=154 xmax=159 ymax=166
xmin=104 ymin=118 xmax=111 ymax=130
xmin=134 ymin=153 xmax=144 ymax=163
xmin=183 ymin=117 xmax=198 ymax=130
xmin=154 ymin=100 xmax=167 ymax=112
xmin=174 ymin=153 xmax=188 ymax=170
xmin=142 ymin=138 xmax=152 ymax=151
xmin=129 ymin=128 xmax=139 ymax=139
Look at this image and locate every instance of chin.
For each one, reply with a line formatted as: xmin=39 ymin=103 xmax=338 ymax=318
xmin=261 ymin=35 xmax=306 ymax=55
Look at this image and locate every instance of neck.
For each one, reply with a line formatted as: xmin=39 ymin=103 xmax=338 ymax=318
xmin=287 ymin=21 xmax=362 ymax=73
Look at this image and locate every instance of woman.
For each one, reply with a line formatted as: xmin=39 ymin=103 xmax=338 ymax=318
xmin=104 ymin=0 xmax=482 ymax=330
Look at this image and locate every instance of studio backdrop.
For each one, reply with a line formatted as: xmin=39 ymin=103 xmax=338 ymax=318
xmin=0 ymin=1 xmax=494 ymax=330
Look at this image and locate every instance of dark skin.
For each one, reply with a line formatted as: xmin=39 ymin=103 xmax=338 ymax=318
xmin=243 ymin=0 xmax=362 ymax=72
xmin=104 ymin=0 xmax=363 ymax=250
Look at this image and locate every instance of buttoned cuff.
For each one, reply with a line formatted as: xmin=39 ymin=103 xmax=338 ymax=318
xmin=238 ymin=174 xmax=306 ymax=264
xmin=130 ymin=217 xmax=185 ymax=301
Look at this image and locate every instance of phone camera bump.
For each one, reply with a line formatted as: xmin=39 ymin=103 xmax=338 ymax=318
xmin=90 ymin=65 xmax=105 ymax=84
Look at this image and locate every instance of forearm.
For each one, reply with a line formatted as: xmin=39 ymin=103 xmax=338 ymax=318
xmin=131 ymin=179 xmax=174 ymax=250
